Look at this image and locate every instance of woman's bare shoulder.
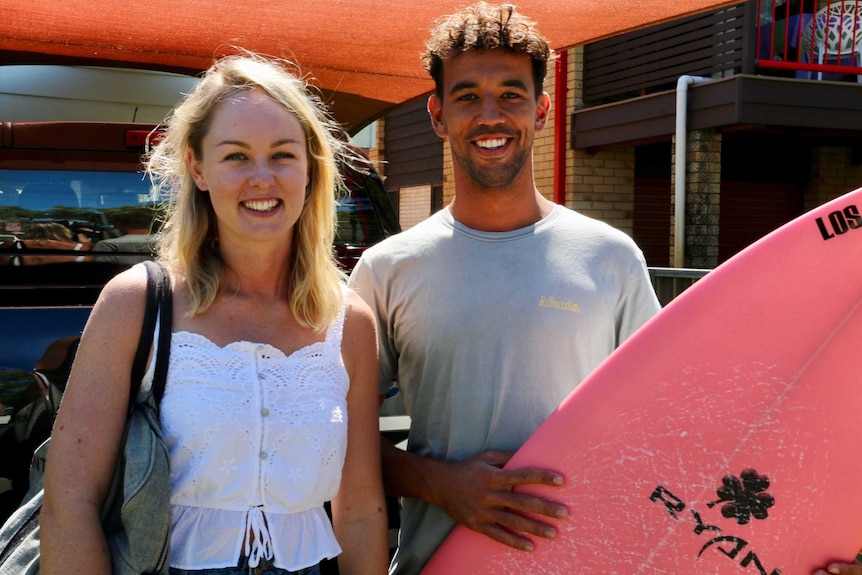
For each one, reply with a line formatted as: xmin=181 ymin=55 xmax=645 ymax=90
xmin=86 ymin=263 xmax=162 ymax=339
xmin=343 ymin=286 xmax=375 ymax=332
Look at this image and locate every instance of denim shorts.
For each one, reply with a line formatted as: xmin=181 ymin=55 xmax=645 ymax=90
xmin=169 ymin=562 xmax=320 ymax=575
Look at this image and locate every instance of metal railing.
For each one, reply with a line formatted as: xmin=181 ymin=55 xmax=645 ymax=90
xmin=583 ymin=0 xmax=862 ymax=108
xmin=757 ymin=0 xmax=862 ymax=79
xmin=648 ymin=267 xmax=711 ymax=306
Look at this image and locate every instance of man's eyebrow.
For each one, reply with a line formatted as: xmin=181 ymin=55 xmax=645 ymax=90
xmin=448 ymin=78 xmax=530 ymax=95
xmin=502 ymin=79 xmax=530 ymax=91
xmin=449 ymin=80 xmax=477 ymax=95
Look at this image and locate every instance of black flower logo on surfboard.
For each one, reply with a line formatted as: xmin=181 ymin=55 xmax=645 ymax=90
xmin=707 ymin=469 xmax=775 ymax=525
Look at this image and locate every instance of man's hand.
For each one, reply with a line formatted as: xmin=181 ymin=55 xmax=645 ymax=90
xmin=429 ymin=450 xmax=567 ymax=551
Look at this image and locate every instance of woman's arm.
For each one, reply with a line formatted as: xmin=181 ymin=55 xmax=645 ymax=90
xmin=40 ymin=265 xmax=150 ymax=575
xmin=331 ymin=289 xmax=388 ymax=575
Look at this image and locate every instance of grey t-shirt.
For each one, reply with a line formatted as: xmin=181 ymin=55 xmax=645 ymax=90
xmin=349 ymin=205 xmax=660 ymax=575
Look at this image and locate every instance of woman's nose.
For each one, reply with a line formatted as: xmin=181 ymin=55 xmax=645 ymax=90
xmin=248 ymin=160 xmax=275 ymax=187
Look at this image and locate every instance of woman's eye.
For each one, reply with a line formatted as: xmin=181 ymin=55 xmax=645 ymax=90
xmin=273 ymin=151 xmax=294 ymax=160
xmin=224 ymin=152 xmax=246 ymax=161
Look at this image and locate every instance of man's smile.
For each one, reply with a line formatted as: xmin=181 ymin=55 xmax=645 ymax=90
xmin=475 ymin=138 xmax=509 ymax=149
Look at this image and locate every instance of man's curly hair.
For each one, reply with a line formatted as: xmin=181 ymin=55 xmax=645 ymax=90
xmin=421 ymin=2 xmax=552 ymax=98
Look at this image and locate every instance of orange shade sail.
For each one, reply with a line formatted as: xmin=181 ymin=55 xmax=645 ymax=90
xmin=0 ymin=0 xmax=738 ymax=131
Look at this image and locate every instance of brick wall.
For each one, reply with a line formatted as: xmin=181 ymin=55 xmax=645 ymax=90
xmin=533 ymin=55 xmax=556 ymax=202
xmin=566 ymin=46 xmax=636 ymax=236
xmin=442 ymin=138 xmax=455 ymax=206
xmin=568 ymin=149 xmax=636 ymax=235
xmin=399 ymin=184 xmax=433 ymax=229
xmin=805 ymin=145 xmax=862 ymax=210
xmin=676 ymin=129 xmax=721 ymax=269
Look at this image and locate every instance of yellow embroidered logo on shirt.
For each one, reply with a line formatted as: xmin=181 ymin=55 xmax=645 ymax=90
xmin=538 ymin=296 xmax=582 ymax=313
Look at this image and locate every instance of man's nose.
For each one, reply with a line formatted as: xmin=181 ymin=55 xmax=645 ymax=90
xmin=476 ymin=95 xmax=505 ymax=125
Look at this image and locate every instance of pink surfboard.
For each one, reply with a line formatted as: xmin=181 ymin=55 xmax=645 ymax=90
xmin=421 ymin=187 xmax=862 ymax=575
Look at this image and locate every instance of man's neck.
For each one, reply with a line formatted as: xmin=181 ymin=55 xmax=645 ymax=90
xmin=448 ymin=183 xmax=555 ymax=232
xmin=449 ymin=171 xmax=554 ymax=232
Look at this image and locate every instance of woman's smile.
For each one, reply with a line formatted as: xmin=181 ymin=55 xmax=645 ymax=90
xmin=242 ymin=198 xmax=282 ymax=213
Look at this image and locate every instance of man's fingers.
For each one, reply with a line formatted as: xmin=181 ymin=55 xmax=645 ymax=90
xmin=501 ymin=466 xmax=565 ymax=488
xmin=440 ymin=452 xmax=570 ymax=551
xmin=815 ymin=563 xmax=862 ymax=575
xmin=483 ymin=467 xmax=567 ymax=519
xmin=499 ymin=489 xmax=568 ymax=520
xmin=491 ymin=506 xmax=559 ymax=539
xmin=480 ymin=523 xmax=536 ymax=552
xmin=471 ymin=507 xmax=559 ymax=552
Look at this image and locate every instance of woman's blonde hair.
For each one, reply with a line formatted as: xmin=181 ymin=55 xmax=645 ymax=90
xmin=147 ymin=52 xmax=346 ymax=330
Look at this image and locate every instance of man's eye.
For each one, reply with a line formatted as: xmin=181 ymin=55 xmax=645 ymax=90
xmin=456 ymin=93 xmax=477 ymax=102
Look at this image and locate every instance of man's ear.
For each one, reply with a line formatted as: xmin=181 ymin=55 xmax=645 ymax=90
xmin=535 ymin=92 xmax=551 ymax=132
xmin=428 ymin=94 xmax=448 ymax=138
xmin=187 ymin=148 xmax=209 ymax=191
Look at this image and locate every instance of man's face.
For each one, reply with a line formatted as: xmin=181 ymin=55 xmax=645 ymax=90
xmin=428 ymin=50 xmax=550 ymax=191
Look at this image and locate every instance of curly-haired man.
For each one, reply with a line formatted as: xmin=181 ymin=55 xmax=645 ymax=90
xmin=349 ymin=4 xmax=661 ymax=574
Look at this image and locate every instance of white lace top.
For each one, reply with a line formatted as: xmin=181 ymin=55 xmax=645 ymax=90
xmin=140 ymin=292 xmax=349 ymax=571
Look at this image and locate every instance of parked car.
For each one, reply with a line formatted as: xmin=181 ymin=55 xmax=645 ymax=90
xmin=0 ymin=120 xmax=401 ymax=521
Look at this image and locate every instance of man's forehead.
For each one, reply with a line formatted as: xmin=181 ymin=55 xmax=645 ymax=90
xmin=441 ymin=50 xmax=534 ymax=88
xmin=443 ymin=48 xmax=532 ymax=67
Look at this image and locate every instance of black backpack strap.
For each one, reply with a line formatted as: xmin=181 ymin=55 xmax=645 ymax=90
xmin=151 ymin=263 xmax=173 ymax=406
xmin=128 ymin=260 xmax=172 ymax=411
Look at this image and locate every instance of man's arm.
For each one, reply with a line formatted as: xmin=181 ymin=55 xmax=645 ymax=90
xmin=381 ymin=438 xmax=568 ymax=551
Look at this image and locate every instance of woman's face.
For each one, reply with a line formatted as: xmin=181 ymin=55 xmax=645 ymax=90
xmin=188 ymin=88 xmax=310 ymax=251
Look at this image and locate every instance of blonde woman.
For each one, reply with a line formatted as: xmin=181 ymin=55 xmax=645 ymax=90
xmin=41 ymin=53 xmax=387 ymax=575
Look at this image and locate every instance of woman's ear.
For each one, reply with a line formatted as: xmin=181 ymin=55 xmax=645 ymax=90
xmin=186 ymin=148 xmax=209 ymax=191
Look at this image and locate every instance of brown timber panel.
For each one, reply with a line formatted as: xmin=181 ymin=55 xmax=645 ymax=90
xmin=584 ymin=2 xmax=747 ymax=104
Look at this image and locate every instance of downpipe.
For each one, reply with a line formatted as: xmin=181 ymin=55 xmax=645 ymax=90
xmin=674 ymin=75 xmax=712 ymax=267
